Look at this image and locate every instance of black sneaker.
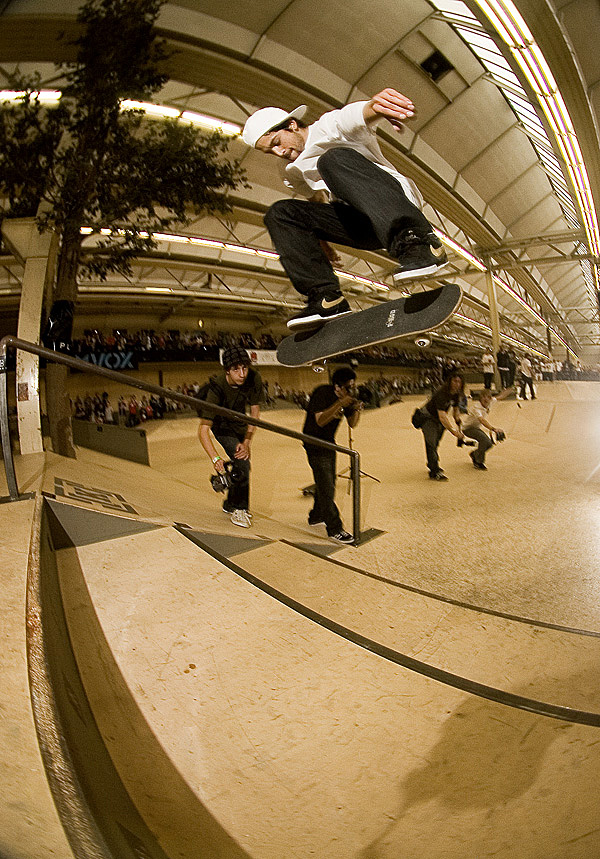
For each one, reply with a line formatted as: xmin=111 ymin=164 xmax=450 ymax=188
xmin=429 ymin=471 xmax=448 ymax=481
xmin=287 ymin=292 xmax=352 ymax=330
xmin=469 ymin=452 xmax=487 ymax=470
xmin=392 ymin=231 xmax=448 ymax=282
xmin=329 ymin=530 xmax=354 ymax=544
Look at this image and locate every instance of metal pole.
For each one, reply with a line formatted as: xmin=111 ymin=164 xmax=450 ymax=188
xmin=350 ymin=450 xmax=361 ymax=544
xmin=0 ymin=351 xmax=19 ymax=500
xmin=484 ymin=265 xmax=502 ymax=390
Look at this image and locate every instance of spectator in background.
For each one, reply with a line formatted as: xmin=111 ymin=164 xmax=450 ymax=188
xmin=507 ymin=349 xmax=517 ymax=387
xmin=481 ymin=348 xmax=495 ymax=389
xmin=497 ymin=346 xmax=511 ymax=389
xmin=102 ymin=392 xmax=114 ymax=424
xmin=519 ymin=354 xmax=536 ymax=400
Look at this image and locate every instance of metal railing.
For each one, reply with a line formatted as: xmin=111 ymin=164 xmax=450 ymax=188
xmin=0 ymin=336 xmax=362 ymax=542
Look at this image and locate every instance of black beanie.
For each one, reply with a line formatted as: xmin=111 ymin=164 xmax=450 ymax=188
xmin=222 ymin=345 xmax=251 ymax=370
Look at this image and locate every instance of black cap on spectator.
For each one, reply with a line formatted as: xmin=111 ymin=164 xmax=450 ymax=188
xmin=222 ymin=345 xmax=251 ymax=370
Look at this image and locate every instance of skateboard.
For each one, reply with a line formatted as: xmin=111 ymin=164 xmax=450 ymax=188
xmin=276 ymin=283 xmax=462 ymax=367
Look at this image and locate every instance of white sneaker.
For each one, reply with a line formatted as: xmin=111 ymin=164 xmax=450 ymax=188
xmin=231 ymin=509 xmax=251 ymax=528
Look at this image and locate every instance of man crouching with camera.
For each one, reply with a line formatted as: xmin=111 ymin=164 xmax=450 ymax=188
xmin=198 ymin=346 xmax=263 ymax=528
xmin=303 ymin=367 xmax=363 ymax=544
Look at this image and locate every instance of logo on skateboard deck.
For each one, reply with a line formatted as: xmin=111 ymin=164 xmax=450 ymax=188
xmin=386 ymin=310 xmax=396 ymax=327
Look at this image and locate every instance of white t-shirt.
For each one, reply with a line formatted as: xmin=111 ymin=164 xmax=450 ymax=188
xmin=462 ymin=399 xmax=494 ymax=431
xmin=520 ymin=357 xmax=532 ymax=377
xmin=482 ymin=352 xmax=494 ymax=373
xmin=284 ymin=100 xmax=423 ymax=207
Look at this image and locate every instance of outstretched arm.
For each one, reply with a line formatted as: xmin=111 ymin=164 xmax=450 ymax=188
xmin=437 ymin=409 xmax=464 ymax=440
xmin=495 ymin=385 xmax=515 ymax=401
xmin=363 ymin=88 xmax=415 ymax=130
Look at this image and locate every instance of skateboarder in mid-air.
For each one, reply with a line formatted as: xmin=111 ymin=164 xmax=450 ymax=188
xmin=242 ymin=88 xmax=448 ymax=330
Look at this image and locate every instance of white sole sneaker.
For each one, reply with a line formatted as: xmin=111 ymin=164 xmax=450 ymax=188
xmin=287 ymin=308 xmax=353 ymax=330
xmin=392 ymin=261 xmax=449 ymax=282
xmin=230 ymin=509 xmax=251 ymax=528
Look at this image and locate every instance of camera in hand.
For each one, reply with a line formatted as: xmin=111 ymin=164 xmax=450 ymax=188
xmin=210 ymin=460 xmax=243 ymax=493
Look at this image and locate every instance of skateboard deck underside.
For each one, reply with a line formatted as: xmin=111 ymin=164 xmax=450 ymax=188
xmin=276 ymin=283 xmax=462 ymax=367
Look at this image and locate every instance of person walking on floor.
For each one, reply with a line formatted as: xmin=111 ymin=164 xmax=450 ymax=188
xmin=242 ymin=88 xmax=448 ymax=329
xmin=518 ymin=353 xmax=536 ymax=400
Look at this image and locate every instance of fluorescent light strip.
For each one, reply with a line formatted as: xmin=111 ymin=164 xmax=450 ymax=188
xmin=1 ymin=90 xmax=242 ymax=137
xmin=472 ymin=0 xmax=600 ymax=264
xmin=493 ymin=275 xmax=546 ymax=324
xmin=335 ymin=270 xmax=389 ymax=291
xmin=454 ymin=313 xmax=492 ymax=332
xmin=493 ymin=275 xmax=571 ymax=349
xmin=0 ymin=89 xmax=61 ymax=103
xmin=454 ymin=312 xmax=551 ymax=357
xmin=121 ymin=99 xmax=180 ymax=118
xmin=80 ymin=227 xmax=389 ymax=292
xmin=435 ymin=230 xmax=487 ymax=270
xmin=122 ymin=101 xmax=241 ymax=135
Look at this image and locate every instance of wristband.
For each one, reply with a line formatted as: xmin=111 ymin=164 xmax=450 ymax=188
xmin=212 ymin=456 xmax=222 ymax=464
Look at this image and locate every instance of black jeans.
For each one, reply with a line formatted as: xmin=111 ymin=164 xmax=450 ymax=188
xmin=462 ymin=426 xmax=494 ymax=464
xmin=519 ymin=375 xmax=536 ymax=399
xmin=421 ymin=417 xmax=445 ymax=475
xmin=305 ymin=447 xmax=342 ymax=535
xmin=214 ymin=433 xmax=250 ymax=510
xmin=483 ymin=373 xmax=494 ymax=389
xmin=263 ymin=148 xmax=432 ymax=298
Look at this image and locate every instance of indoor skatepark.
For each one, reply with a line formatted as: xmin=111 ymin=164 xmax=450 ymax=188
xmin=2 ymin=0 xmax=600 ymax=854
xmin=4 ymin=381 xmax=600 ymax=858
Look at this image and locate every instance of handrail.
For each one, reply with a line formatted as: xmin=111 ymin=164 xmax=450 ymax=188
xmin=0 ymin=336 xmax=362 ymax=542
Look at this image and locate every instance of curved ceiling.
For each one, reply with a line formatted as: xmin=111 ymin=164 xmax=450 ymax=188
xmin=0 ymin=0 xmax=599 ymax=359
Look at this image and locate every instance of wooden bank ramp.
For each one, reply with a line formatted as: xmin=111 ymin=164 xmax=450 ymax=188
xmin=32 ymin=495 xmax=600 ymax=859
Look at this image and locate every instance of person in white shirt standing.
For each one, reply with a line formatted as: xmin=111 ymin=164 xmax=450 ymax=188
xmin=481 ymin=348 xmax=495 ymax=389
xmin=242 ymin=89 xmax=448 ymax=329
xmin=519 ymin=354 xmax=536 ymax=400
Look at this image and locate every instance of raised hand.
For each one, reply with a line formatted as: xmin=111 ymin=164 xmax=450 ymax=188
xmin=366 ymin=88 xmax=416 ymax=130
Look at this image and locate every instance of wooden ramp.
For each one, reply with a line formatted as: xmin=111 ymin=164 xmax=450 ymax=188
xmin=33 ymin=495 xmax=600 ymax=859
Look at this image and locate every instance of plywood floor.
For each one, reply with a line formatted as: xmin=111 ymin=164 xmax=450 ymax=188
xmin=2 ymin=380 xmax=600 ymax=858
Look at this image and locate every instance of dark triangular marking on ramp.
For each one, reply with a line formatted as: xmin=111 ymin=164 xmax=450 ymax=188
xmin=288 ymin=529 xmax=386 ymax=555
xmin=288 ymin=541 xmax=344 ymax=557
xmin=355 ymin=527 xmax=386 ymax=547
xmin=45 ymin=498 xmax=163 ymax=549
xmin=178 ymin=528 xmax=273 ymax=559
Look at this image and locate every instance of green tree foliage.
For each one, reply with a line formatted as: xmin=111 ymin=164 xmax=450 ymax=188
xmin=0 ymin=0 xmax=247 ymax=455
xmin=0 ymin=0 xmax=247 ymax=283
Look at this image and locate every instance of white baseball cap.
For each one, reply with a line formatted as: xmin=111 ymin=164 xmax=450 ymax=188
xmin=242 ymin=105 xmax=307 ymax=148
